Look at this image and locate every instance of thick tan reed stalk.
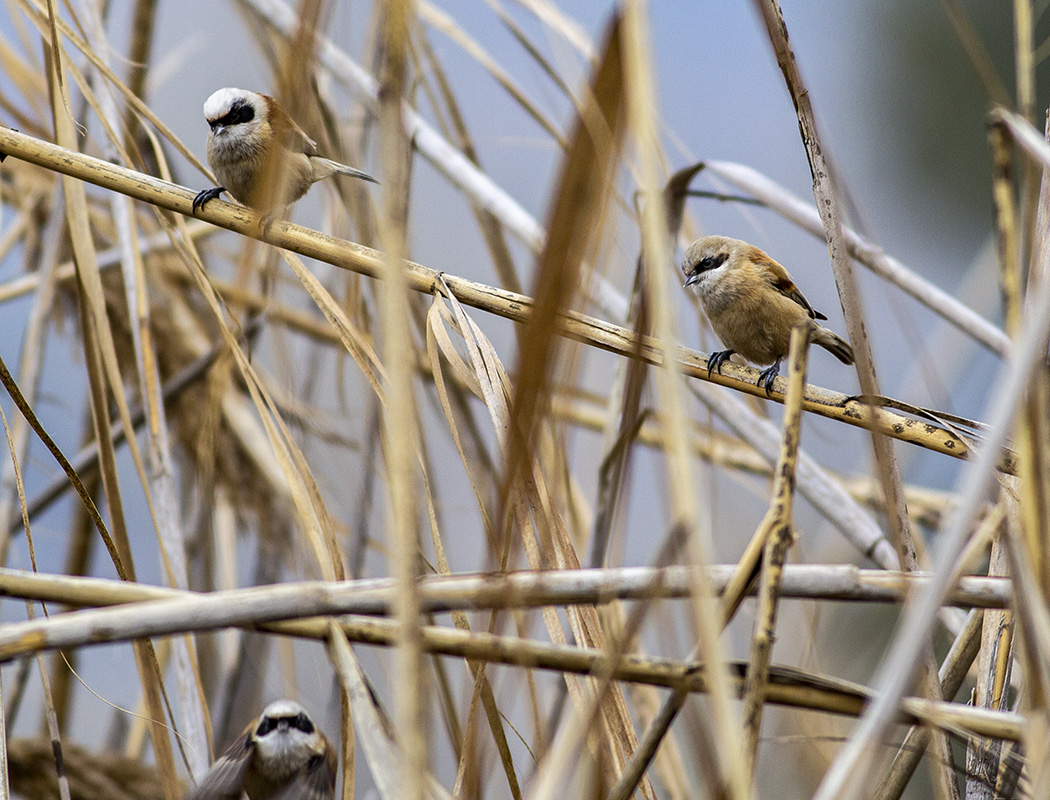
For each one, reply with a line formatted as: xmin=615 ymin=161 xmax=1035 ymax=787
xmin=0 ymin=564 xmax=1019 ymax=614
xmin=874 ymin=609 xmax=983 ymax=800
xmin=0 ymin=594 xmax=1025 ymax=743
xmin=740 ymin=324 xmax=809 ymax=778
xmin=0 ymin=127 xmax=1006 ymax=472
xmin=752 ymin=0 xmax=919 ymax=641
xmin=375 ymin=3 xmax=426 ymax=800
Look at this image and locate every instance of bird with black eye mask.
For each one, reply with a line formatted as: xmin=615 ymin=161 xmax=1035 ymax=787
xmin=192 ymin=87 xmax=377 ymax=215
xmin=683 ymin=235 xmax=854 ymax=395
xmin=186 ymin=699 xmax=336 ymax=800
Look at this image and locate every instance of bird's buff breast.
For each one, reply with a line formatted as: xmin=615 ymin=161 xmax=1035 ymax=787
xmin=207 ymin=133 xmax=265 ymax=201
xmin=208 ymin=135 xmax=312 ymax=207
xmin=693 ymin=269 xmax=796 ymax=365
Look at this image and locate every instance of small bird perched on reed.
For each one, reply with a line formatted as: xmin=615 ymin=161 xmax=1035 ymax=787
xmin=682 ymin=235 xmax=854 ymax=395
xmin=192 ymin=87 xmax=377 ymax=214
xmin=186 ymin=699 xmax=336 ymax=800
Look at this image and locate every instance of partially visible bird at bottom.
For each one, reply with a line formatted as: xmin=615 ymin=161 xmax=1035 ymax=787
xmin=682 ymin=235 xmax=854 ymax=395
xmin=186 ymin=699 xmax=336 ymax=800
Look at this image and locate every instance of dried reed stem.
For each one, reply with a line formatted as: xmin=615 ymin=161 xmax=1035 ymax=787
xmin=0 ymin=127 xmax=1005 ymax=467
xmin=812 ymin=106 xmax=1050 ymax=800
xmin=874 ymin=609 xmax=984 ymax=800
xmin=740 ymin=324 xmax=809 ymax=777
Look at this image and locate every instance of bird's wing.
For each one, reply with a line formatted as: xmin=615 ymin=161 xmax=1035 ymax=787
xmin=264 ymin=95 xmax=319 ymax=156
xmin=270 ymin=749 xmax=337 ymax=800
xmin=186 ymin=730 xmax=254 ymax=800
xmin=756 ymin=253 xmax=828 ymax=321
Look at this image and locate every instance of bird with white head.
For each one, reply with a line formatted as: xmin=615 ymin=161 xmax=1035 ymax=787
xmin=192 ymin=87 xmax=377 ymax=215
xmin=185 ymin=699 xmax=336 ymax=800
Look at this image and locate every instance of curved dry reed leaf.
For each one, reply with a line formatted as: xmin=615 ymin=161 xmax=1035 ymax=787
xmin=427 ymin=298 xmax=486 ymax=400
xmin=278 ymin=249 xmax=386 ymax=399
xmin=425 ymin=295 xmax=500 ymax=536
xmin=325 ymin=622 xmax=403 ymax=800
xmin=504 ymin=0 xmax=624 ymax=497
xmin=433 ymin=260 xmax=649 ymax=798
xmin=421 ymin=296 xmax=524 ymax=799
xmin=662 ymin=161 xmax=706 ymax=240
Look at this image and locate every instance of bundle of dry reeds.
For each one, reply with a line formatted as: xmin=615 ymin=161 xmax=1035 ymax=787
xmin=0 ymin=0 xmax=1041 ymax=799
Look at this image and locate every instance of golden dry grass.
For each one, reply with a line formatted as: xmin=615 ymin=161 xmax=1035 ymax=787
xmin=0 ymin=1 xmax=1041 ymax=799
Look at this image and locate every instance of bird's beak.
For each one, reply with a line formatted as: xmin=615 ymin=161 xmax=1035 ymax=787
xmin=684 ymin=272 xmax=699 ymax=288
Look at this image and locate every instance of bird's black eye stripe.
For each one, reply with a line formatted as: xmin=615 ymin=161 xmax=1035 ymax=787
xmin=256 ymin=710 xmax=315 ymax=736
xmin=695 ymin=252 xmax=728 ymax=273
xmin=211 ymin=101 xmax=255 ymax=129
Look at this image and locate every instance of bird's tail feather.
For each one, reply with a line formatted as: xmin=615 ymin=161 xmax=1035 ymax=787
xmin=814 ymin=326 xmax=854 ymax=365
xmin=313 ymin=156 xmax=379 ymax=185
